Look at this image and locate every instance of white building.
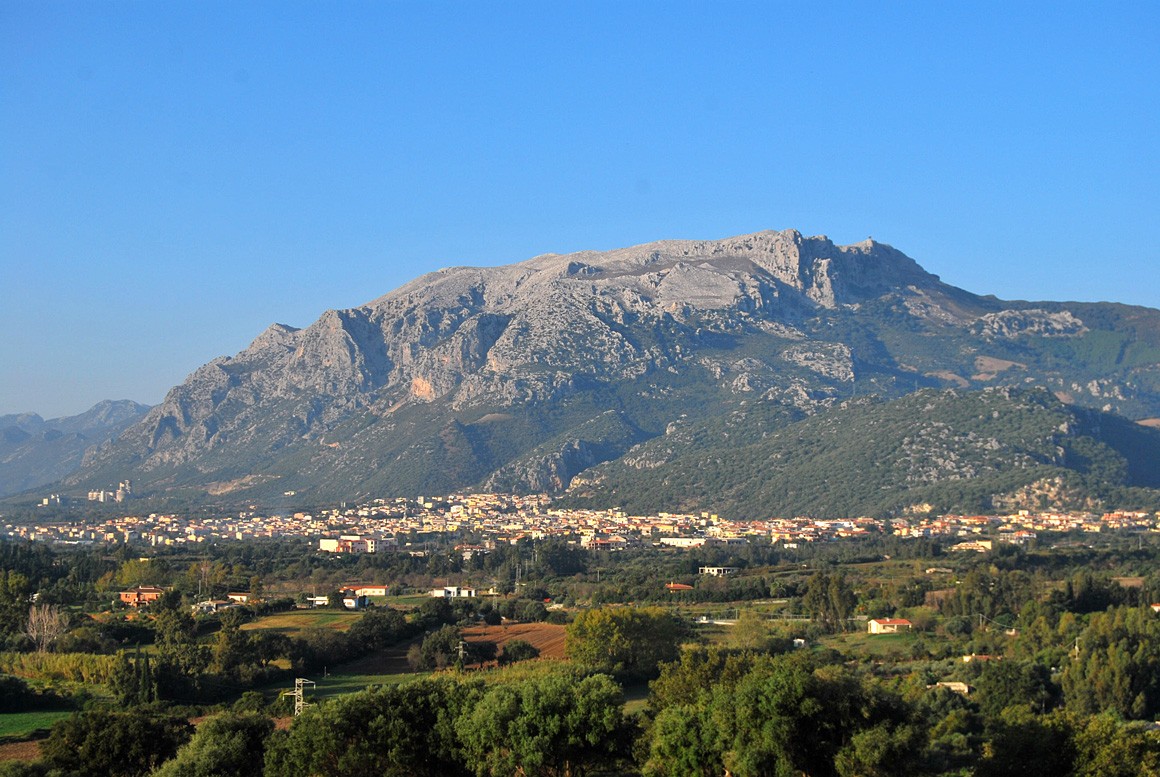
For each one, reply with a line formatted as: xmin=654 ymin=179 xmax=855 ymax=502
xmin=431 ymin=585 xmax=476 ymax=598
xmin=867 ymin=618 xmax=913 ymax=634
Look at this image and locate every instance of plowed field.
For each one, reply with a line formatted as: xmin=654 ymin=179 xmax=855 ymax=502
xmin=460 ymin=622 xmax=567 ymax=659
xmin=0 ymin=740 xmax=40 ymax=763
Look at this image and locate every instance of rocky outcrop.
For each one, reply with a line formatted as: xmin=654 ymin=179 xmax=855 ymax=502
xmin=61 ymin=229 xmax=1160 ymax=502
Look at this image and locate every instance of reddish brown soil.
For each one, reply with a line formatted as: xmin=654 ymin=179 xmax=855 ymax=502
xmin=460 ymin=622 xmax=567 ymax=660
xmin=0 ymin=739 xmax=41 ymax=763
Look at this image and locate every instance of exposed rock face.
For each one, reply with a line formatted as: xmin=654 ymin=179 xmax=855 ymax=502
xmin=63 ymin=229 xmax=1160 ymax=502
xmin=973 ymin=309 xmax=1088 ymax=339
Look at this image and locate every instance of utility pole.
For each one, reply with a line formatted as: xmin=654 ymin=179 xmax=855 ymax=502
xmin=282 ymin=678 xmax=316 ymax=716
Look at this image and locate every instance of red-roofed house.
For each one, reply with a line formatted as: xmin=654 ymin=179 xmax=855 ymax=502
xmin=119 ymin=586 xmax=165 ymax=608
xmin=867 ymin=618 xmax=913 ymax=634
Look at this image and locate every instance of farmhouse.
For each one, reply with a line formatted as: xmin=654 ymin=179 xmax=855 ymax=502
xmin=190 ymin=599 xmax=235 ymax=614
xmin=432 ymin=586 xmax=476 ymax=598
xmin=867 ymin=618 xmax=913 ymax=634
xmin=119 ymin=586 xmax=165 ymax=607
xmin=345 ymin=584 xmax=388 ymax=597
xmin=341 ymin=591 xmax=369 ymax=610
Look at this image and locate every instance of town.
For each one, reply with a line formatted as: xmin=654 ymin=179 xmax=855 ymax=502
xmin=7 ymin=491 xmax=1159 ymax=551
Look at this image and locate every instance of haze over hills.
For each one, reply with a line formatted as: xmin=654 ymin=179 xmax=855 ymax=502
xmin=29 ymin=229 xmax=1160 ymax=515
xmin=0 ymin=400 xmax=150 ymax=497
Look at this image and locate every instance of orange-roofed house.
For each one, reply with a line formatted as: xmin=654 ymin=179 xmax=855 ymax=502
xmin=119 ymin=586 xmax=165 ymax=607
xmin=867 ymin=618 xmax=913 ymax=634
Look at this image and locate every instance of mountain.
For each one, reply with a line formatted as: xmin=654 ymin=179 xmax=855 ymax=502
xmin=60 ymin=229 xmax=1160 ymax=511
xmin=0 ymin=400 xmax=151 ymax=497
xmin=565 ymin=386 xmax=1160 ymax=518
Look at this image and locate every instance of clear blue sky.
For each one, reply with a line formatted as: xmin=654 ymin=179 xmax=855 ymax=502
xmin=2 ymin=2 xmax=1157 ymax=418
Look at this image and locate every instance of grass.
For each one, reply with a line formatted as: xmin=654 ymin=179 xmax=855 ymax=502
xmin=622 ymin=683 xmax=650 ymax=716
xmin=240 ymin=609 xmax=362 ymax=638
xmin=309 ymin=670 xmax=432 ymax=700
xmin=822 ymin=630 xmax=920 ymax=658
xmin=0 ymin=711 xmax=72 ymax=740
xmin=380 ymin=594 xmax=433 ymax=608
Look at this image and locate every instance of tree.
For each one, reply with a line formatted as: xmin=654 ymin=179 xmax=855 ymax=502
xmin=151 ymin=712 xmax=274 ymax=777
xmin=211 ymin=621 xmax=256 ymax=679
xmin=498 ymin=639 xmax=540 ymax=665
xmin=566 ymin=607 xmax=683 ymax=681
xmin=803 ymin=570 xmax=856 ymax=633
xmin=648 ymin=647 xmax=766 ymax=712
xmin=642 ymin=703 xmax=721 ymax=777
xmin=108 ymin=647 xmax=156 ymax=707
xmin=730 ymin=608 xmax=773 ymax=651
xmin=40 ymin=710 xmax=192 ymax=777
xmin=347 ymin=607 xmax=410 ymax=652
xmin=0 ymin=571 xmax=32 ymax=637
xmin=974 ymin=660 xmax=1057 ymax=719
xmin=24 ymin=604 xmax=67 ymax=652
xmin=410 ymin=625 xmax=464 ymax=671
xmin=644 ymin=655 xmax=923 ymax=777
xmin=263 ymin=679 xmax=480 ymax=777
xmin=153 ymin=608 xmax=199 ymax=647
xmin=1071 ymin=713 xmax=1160 ymax=777
xmin=976 ymin=706 xmax=1075 ymax=777
xmin=456 ymin=672 xmax=626 ymax=777
xmin=1062 ymin=606 xmax=1160 ymax=719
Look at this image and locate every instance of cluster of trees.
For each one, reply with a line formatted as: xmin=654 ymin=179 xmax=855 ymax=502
xmin=802 ymin=570 xmax=857 ymax=632
xmin=641 ymin=645 xmax=1160 ymax=777
xmin=565 ymin=606 xmax=684 ymax=682
xmin=267 ymin=671 xmax=628 ymax=777
xmin=0 ymin=709 xmax=272 ymax=777
xmin=13 ymin=643 xmax=1160 ymax=777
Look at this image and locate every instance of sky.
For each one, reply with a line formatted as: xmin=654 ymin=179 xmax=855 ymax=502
xmin=1 ymin=2 xmax=1158 ymax=418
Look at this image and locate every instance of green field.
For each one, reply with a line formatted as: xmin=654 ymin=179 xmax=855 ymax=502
xmin=240 ymin=609 xmax=362 ymax=637
xmin=0 ymin=711 xmax=72 ymax=740
xmin=307 ymin=669 xmax=432 ymax=700
xmin=822 ymin=630 xmax=920 ymax=657
xmin=379 ymin=594 xmax=434 ymax=608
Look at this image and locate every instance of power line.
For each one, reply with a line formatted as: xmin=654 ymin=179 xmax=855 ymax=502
xmin=281 ymin=677 xmax=316 ymax=717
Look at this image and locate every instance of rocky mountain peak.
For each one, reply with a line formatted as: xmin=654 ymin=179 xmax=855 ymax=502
xmin=60 ymin=229 xmax=1160 ymax=504
xmin=246 ymin=322 xmax=301 ymax=353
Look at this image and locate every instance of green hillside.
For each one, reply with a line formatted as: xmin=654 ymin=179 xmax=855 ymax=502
xmin=568 ymin=386 xmax=1160 ymax=519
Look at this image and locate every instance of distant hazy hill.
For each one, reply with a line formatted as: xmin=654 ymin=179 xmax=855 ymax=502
xmin=565 ymin=386 xmax=1160 ymax=518
xmin=0 ymin=400 xmax=150 ymax=497
xmin=55 ymin=229 xmax=1160 ymax=511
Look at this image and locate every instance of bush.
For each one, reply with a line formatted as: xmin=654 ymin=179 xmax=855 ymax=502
xmin=498 ymin=639 xmax=540 ymax=665
xmin=40 ymin=710 xmax=192 ymax=777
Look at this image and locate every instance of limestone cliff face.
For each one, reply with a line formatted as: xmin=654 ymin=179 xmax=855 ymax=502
xmin=68 ymin=229 xmax=1160 ymax=501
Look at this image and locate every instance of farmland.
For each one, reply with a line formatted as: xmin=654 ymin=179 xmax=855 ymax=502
xmin=460 ymin=621 xmax=567 ymax=660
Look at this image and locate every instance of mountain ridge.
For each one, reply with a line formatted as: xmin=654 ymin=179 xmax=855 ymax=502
xmin=33 ymin=228 xmax=1160 ymax=511
xmin=0 ymin=400 xmax=150 ymax=497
